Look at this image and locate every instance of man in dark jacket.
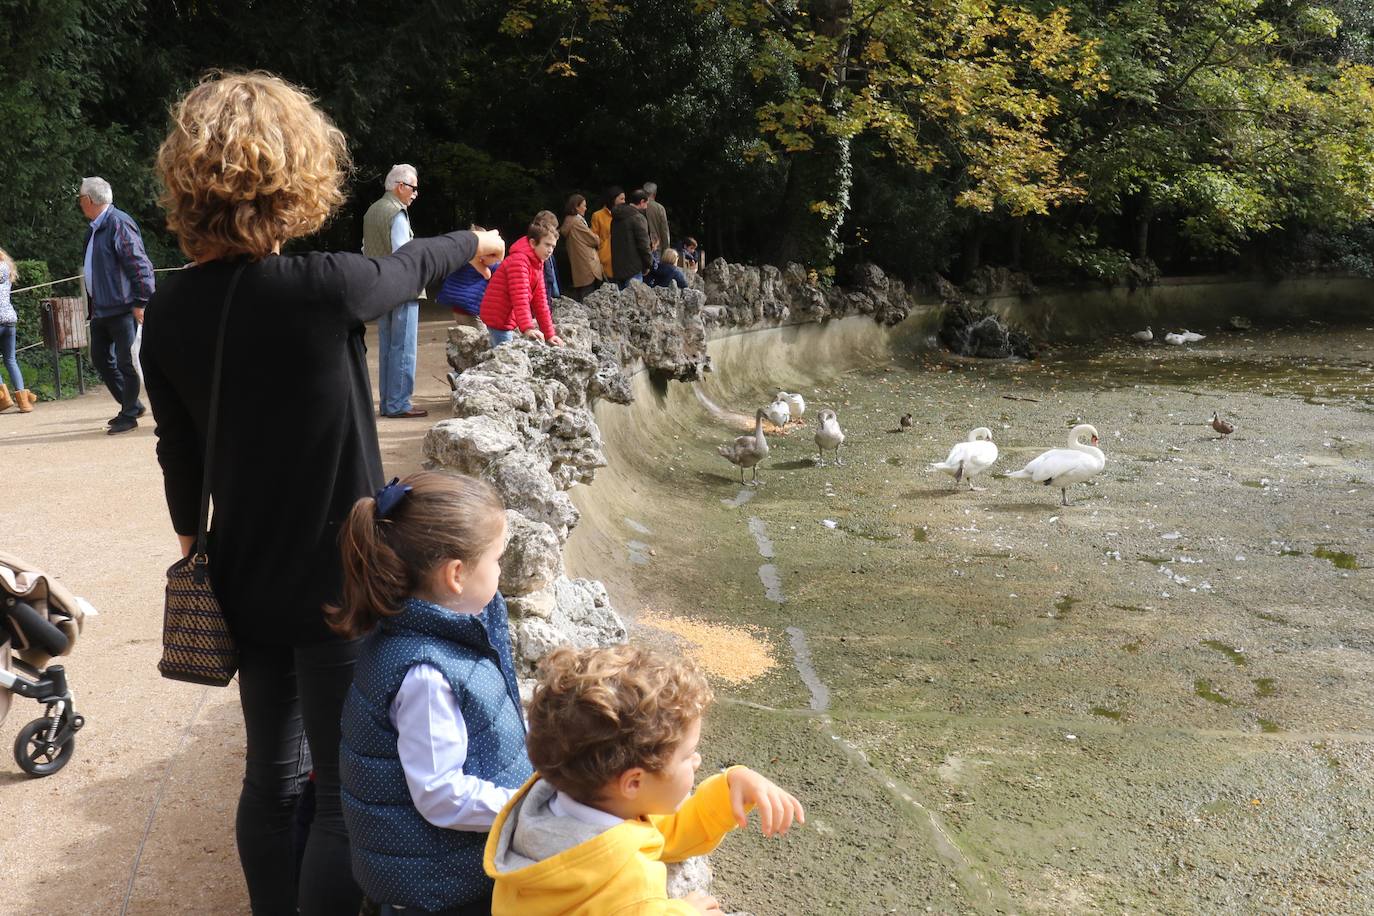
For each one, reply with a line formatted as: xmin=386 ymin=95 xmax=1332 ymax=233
xmin=80 ymin=176 xmax=156 ymax=434
xmin=610 ymin=190 xmax=653 ymax=288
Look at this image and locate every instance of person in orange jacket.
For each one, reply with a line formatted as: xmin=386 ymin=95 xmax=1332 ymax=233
xmin=485 ymin=645 xmax=804 ymax=915
xmin=590 ymin=186 xmax=623 ymax=281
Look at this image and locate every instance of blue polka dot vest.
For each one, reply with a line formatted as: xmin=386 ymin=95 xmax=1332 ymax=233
xmin=340 ymin=593 xmax=532 ymax=911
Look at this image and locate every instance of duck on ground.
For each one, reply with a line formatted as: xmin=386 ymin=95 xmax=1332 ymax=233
xmin=764 ymin=394 xmax=791 ymax=429
xmin=1211 ymin=411 xmax=1234 ymax=437
xmin=777 ymin=390 xmax=806 ymax=419
xmin=814 ymin=409 xmax=845 ymax=466
xmin=1180 ymin=329 xmax=1206 ymax=342
xmin=1006 ymin=423 xmax=1105 ymax=506
xmin=1132 ymin=327 xmax=1153 ymax=342
xmin=1164 ymin=332 xmax=1188 ymax=345
xmin=718 ymin=408 xmax=770 ymax=486
xmin=930 ymin=427 xmax=999 ymax=491
xmin=899 ymin=413 xmax=913 ymax=431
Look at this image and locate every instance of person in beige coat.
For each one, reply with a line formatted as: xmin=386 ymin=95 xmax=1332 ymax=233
xmin=559 ymin=194 xmax=605 ymax=300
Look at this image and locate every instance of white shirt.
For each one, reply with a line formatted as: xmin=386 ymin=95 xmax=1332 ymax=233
xmin=389 ymin=664 xmax=518 ymax=831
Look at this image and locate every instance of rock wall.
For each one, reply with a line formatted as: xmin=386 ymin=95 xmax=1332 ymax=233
xmin=423 ymin=260 xmax=932 ymax=677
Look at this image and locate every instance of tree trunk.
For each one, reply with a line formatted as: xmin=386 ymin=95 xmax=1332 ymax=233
xmin=769 ymin=0 xmax=854 ymax=269
xmin=961 ymin=222 xmax=986 ymax=278
xmin=1009 ymin=216 xmax=1025 ymax=269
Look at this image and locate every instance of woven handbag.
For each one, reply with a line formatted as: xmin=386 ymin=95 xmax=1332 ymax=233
xmin=158 ymin=264 xmax=246 ymax=687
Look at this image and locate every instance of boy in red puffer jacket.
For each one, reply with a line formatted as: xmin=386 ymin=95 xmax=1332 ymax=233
xmin=479 ymin=219 xmax=564 ymax=349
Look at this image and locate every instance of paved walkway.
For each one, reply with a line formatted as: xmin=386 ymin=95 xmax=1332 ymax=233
xmin=0 ymin=303 xmax=458 ymax=914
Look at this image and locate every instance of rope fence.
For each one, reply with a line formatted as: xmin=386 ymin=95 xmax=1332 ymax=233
xmin=8 ymin=266 xmax=187 ymax=395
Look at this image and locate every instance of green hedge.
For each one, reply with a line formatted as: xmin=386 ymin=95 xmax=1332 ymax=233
xmin=10 ymin=259 xmax=102 ymax=401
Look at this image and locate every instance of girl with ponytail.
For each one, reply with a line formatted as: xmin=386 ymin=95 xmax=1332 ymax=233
xmin=334 ymin=470 xmax=533 ymax=916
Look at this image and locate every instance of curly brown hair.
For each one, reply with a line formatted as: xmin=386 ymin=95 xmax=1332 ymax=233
xmin=526 ymin=644 xmax=714 ymax=803
xmin=155 ymin=71 xmax=351 ymax=261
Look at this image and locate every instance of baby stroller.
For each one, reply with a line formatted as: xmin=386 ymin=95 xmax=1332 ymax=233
xmin=1 ymin=550 xmax=92 ymax=776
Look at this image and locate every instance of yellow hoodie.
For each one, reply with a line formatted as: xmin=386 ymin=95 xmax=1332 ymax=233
xmin=484 ymin=770 xmax=743 ymax=915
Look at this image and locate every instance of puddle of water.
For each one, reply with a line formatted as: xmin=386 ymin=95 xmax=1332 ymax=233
xmin=1136 ymin=555 xmax=1169 ymax=565
xmin=722 ymin=488 xmax=756 ymax=508
xmin=1241 ymin=480 xmax=1266 ymax=488
xmin=786 ymin=626 xmax=831 ymax=713
xmin=626 ymin=539 xmax=651 ymax=565
xmin=624 ymin=517 xmax=653 ymax=535
xmin=1200 ymin=640 xmax=1247 ymax=667
xmin=1194 ymin=679 xmax=1234 ymax=705
xmin=912 ymin=526 xmax=929 ymax=542
xmin=747 ymin=516 xmax=776 ymax=559
xmin=885 ymin=455 xmax=904 ymax=466
xmin=1052 ymin=595 xmax=1079 ymax=618
xmin=759 ymin=564 xmax=785 ymax=603
xmin=1253 ymin=677 xmax=1277 ymax=697
xmin=1313 ymin=546 xmax=1358 ymax=570
xmin=1257 ymin=717 xmax=1281 ymax=733
xmin=1279 ymin=549 xmax=1304 ymax=557
xmin=1122 ymin=640 xmax=1142 ymax=654
xmin=1113 ymin=604 xmax=1150 ymax=614
xmin=1255 ymin=611 xmax=1290 ymax=624
xmin=1091 ymin=706 xmax=1124 ymax=720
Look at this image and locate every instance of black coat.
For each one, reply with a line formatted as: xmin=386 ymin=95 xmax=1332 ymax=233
xmin=610 ymin=203 xmax=652 ymax=281
xmin=142 ymin=233 xmax=478 ymax=646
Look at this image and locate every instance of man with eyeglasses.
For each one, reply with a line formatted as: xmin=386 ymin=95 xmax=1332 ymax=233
xmin=362 ymin=164 xmax=426 ymax=418
xmin=79 ymin=176 xmax=155 ymax=434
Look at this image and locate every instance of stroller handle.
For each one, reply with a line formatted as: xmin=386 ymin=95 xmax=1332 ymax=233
xmin=4 ymin=600 xmax=70 ymax=658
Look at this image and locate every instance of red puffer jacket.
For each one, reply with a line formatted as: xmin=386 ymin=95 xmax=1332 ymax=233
xmin=479 ymin=237 xmax=555 ymax=340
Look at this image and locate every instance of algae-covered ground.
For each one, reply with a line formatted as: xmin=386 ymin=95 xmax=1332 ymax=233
xmin=569 ymin=321 xmax=1374 ymax=914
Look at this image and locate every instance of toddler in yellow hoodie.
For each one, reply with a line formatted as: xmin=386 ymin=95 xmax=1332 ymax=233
xmin=484 ymin=644 xmax=804 ymax=915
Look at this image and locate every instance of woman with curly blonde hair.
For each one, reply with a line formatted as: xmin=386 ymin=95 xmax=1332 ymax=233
xmin=140 ymin=71 xmax=504 ymax=916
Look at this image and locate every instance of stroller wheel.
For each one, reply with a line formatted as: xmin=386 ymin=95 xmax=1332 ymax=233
xmin=14 ymin=717 xmax=76 ymax=777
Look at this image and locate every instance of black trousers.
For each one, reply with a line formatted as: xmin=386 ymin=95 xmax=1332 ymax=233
xmin=237 ymin=637 xmax=363 ymax=916
xmin=89 ymin=312 xmax=144 ymax=419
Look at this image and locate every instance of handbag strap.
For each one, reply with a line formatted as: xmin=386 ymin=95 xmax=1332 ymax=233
xmin=193 ymin=263 xmax=248 ymax=568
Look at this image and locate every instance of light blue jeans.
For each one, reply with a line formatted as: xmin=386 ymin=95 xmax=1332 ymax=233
xmin=488 ymin=328 xmax=515 ymax=348
xmin=376 ymin=301 xmax=418 ymax=415
xmin=0 ymin=324 xmax=22 ymax=390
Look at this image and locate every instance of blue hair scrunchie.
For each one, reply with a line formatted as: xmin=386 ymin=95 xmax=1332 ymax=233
xmin=375 ymin=477 xmax=412 ymax=519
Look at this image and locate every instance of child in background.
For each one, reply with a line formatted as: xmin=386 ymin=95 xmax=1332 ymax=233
xmin=648 ymin=248 xmax=690 ymax=290
xmin=480 ymin=219 xmax=564 ymax=348
xmin=533 ymin=210 xmax=562 ymax=308
xmin=437 ymin=224 xmax=503 ymax=326
xmin=335 ymin=471 xmax=532 ymax=916
xmin=485 ymin=644 xmax=804 ymax=915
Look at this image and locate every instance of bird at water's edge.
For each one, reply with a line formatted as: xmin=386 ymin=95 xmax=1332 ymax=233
xmin=719 ymin=408 xmax=770 ymax=486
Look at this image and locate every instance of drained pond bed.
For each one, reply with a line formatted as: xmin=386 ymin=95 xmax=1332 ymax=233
xmin=568 ymin=320 xmax=1374 ymax=914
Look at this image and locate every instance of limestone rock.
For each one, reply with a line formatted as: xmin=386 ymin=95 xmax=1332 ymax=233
xmin=544 ymin=406 xmax=607 ymax=489
xmin=487 ymin=450 xmax=580 ymax=540
xmin=423 ymin=416 xmax=521 ymax=476
xmin=666 ymin=857 xmax=713 ymax=901
xmin=505 ymin=588 xmax=556 ymax=621
xmin=447 ymin=324 xmax=490 ymax=373
xmin=509 ymin=574 xmax=626 ymax=675
xmin=500 ymin=511 xmax=562 ymax=596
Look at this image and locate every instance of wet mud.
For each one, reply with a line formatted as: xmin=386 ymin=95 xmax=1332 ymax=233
xmin=567 ymin=319 xmax=1374 ymax=913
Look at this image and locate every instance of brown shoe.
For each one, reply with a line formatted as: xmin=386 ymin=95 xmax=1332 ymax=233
xmin=382 ymin=408 xmax=429 ymax=418
xmin=15 ymin=389 xmax=35 ymax=413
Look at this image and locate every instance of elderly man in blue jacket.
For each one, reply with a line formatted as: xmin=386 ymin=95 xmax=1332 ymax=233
xmin=79 ymin=176 xmax=155 ymax=435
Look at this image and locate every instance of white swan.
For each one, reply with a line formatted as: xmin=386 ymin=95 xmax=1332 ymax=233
xmin=718 ymin=408 xmax=769 ymax=486
xmin=778 ymin=390 xmax=806 ymax=419
xmin=1180 ymin=330 xmax=1206 ymax=342
xmin=1006 ymin=423 xmax=1105 ymax=506
xmin=930 ymin=427 xmax=999 ymax=491
xmin=1164 ymin=332 xmax=1187 ymax=345
xmin=1131 ymin=327 xmax=1153 ymax=342
xmin=764 ymin=395 xmax=791 ymax=428
xmin=814 ymin=409 xmax=845 ymax=466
